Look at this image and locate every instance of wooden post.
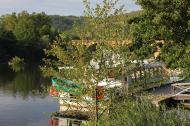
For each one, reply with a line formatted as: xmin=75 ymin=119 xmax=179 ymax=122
xmin=144 ymin=69 xmax=147 ymax=84
xmin=121 ymin=67 xmax=128 ymax=95
xmin=171 ymin=85 xmax=175 ymax=94
xmin=134 ymin=71 xmax=137 ymax=82
xmin=148 ymin=67 xmax=151 ymax=83
xmin=95 ymin=86 xmax=99 ymax=125
xmin=139 ymin=68 xmax=142 ymax=80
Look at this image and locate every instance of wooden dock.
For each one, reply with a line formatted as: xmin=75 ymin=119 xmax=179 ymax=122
xmin=171 ymin=83 xmax=190 ymax=109
xmin=173 ymin=94 xmax=190 ymax=100
xmin=153 ymin=83 xmax=190 ymax=109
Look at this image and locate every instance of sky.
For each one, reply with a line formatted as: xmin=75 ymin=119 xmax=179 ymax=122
xmin=0 ymin=0 xmax=141 ymax=16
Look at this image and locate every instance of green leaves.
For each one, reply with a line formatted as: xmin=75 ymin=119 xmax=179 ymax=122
xmin=14 ymin=18 xmax=37 ymax=43
xmin=0 ymin=11 xmax=54 ymax=45
xmin=42 ymin=0 xmax=135 ymax=123
xmin=8 ymin=56 xmax=24 ymax=72
xmin=82 ymin=0 xmax=128 ymax=40
xmin=94 ymin=98 xmax=189 ymax=126
xmin=132 ymin=0 xmax=190 ymax=76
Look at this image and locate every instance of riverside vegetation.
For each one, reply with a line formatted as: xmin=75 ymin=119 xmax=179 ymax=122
xmin=2 ymin=0 xmax=190 ymax=126
xmin=42 ymin=0 xmax=190 ymax=126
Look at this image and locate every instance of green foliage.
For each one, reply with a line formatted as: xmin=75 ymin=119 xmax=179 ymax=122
xmin=0 ymin=23 xmax=16 ymax=59
xmin=12 ymin=11 xmax=52 ymax=43
xmin=0 ymin=11 xmax=58 ymax=44
xmin=83 ymin=95 xmax=190 ymax=126
xmin=131 ymin=0 xmax=190 ymax=76
xmin=81 ymin=0 xmax=129 ymax=40
xmin=40 ymin=0 xmax=190 ymax=125
xmin=42 ymin=0 xmax=137 ymax=124
xmin=0 ymin=11 xmax=59 ymax=61
xmin=0 ymin=21 xmax=16 ymax=40
xmin=14 ymin=17 xmax=37 ymax=43
xmin=49 ymin=15 xmax=83 ymax=32
xmin=95 ymin=99 xmax=189 ymax=126
xmin=39 ymin=25 xmax=51 ymax=36
xmin=1 ymin=13 xmax=17 ymax=31
xmin=40 ymin=35 xmax=50 ymax=47
xmin=8 ymin=56 xmax=24 ymax=72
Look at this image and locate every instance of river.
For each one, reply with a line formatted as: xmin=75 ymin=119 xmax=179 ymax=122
xmin=0 ymin=65 xmax=58 ymax=126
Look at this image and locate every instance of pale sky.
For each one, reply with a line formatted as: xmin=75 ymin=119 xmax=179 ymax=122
xmin=0 ymin=0 xmax=140 ymax=16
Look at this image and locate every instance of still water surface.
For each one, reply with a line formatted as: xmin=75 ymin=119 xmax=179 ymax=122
xmin=0 ymin=65 xmax=58 ymax=126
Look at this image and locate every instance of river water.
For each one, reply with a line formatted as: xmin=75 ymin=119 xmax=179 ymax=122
xmin=0 ymin=65 xmax=58 ymax=126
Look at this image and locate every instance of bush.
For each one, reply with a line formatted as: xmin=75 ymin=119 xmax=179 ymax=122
xmin=108 ymin=99 xmax=189 ymax=126
xmin=8 ymin=56 xmax=24 ymax=72
xmin=84 ymin=98 xmax=189 ymax=126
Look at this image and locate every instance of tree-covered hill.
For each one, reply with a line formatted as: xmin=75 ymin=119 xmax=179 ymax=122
xmin=48 ymin=11 xmax=142 ymax=32
xmin=49 ymin=15 xmax=83 ymax=32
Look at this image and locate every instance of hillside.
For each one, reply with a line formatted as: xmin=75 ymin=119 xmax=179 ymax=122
xmin=49 ymin=15 xmax=83 ymax=32
xmin=49 ymin=11 xmax=142 ymax=32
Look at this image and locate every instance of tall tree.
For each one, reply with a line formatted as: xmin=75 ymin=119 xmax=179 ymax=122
xmin=14 ymin=18 xmax=37 ymax=44
xmin=32 ymin=12 xmax=51 ymax=38
xmin=42 ymin=0 xmax=132 ymax=124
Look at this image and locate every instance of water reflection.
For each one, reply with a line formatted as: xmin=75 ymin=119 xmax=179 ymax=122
xmin=0 ymin=65 xmax=88 ymax=126
xmin=0 ymin=65 xmax=50 ymax=98
xmin=0 ymin=65 xmax=58 ymax=126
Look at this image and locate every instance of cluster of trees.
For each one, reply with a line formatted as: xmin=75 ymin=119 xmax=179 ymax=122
xmin=0 ymin=11 xmax=59 ymax=62
xmin=0 ymin=11 xmax=85 ymax=63
xmin=0 ymin=11 xmax=59 ymax=43
xmin=0 ymin=10 xmax=142 ymax=64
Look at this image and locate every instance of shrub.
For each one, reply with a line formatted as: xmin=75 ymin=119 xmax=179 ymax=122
xmin=84 ymin=98 xmax=190 ymax=126
xmin=8 ymin=56 xmax=24 ymax=72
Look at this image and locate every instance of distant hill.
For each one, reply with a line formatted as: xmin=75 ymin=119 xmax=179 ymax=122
xmin=49 ymin=11 xmax=142 ymax=32
xmin=49 ymin=15 xmax=83 ymax=32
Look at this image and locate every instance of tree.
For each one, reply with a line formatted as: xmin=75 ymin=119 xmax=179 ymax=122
xmin=39 ymin=25 xmax=51 ymax=36
xmin=131 ymin=0 xmax=190 ymax=77
xmin=0 ymin=11 xmax=57 ymax=62
xmin=0 ymin=13 xmax=17 ymax=40
xmin=32 ymin=12 xmax=51 ymax=29
xmin=32 ymin=12 xmax=51 ymax=39
xmin=42 ymin=0 xmax=132 ymax=124
xmin=13 ymin=11 xmax=38 ymax=44
xmin=14 ymin=18 xmax=37 ymax=44
xmin=1 ymin=13 xmax=17 ymax=31
xmin=0 ymin=21 xmax=16 ymax=59
xmin=41 ymin=0 xmax=190 ymax=125
xmin=0 ymin=29 xmax=15 ymax=40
